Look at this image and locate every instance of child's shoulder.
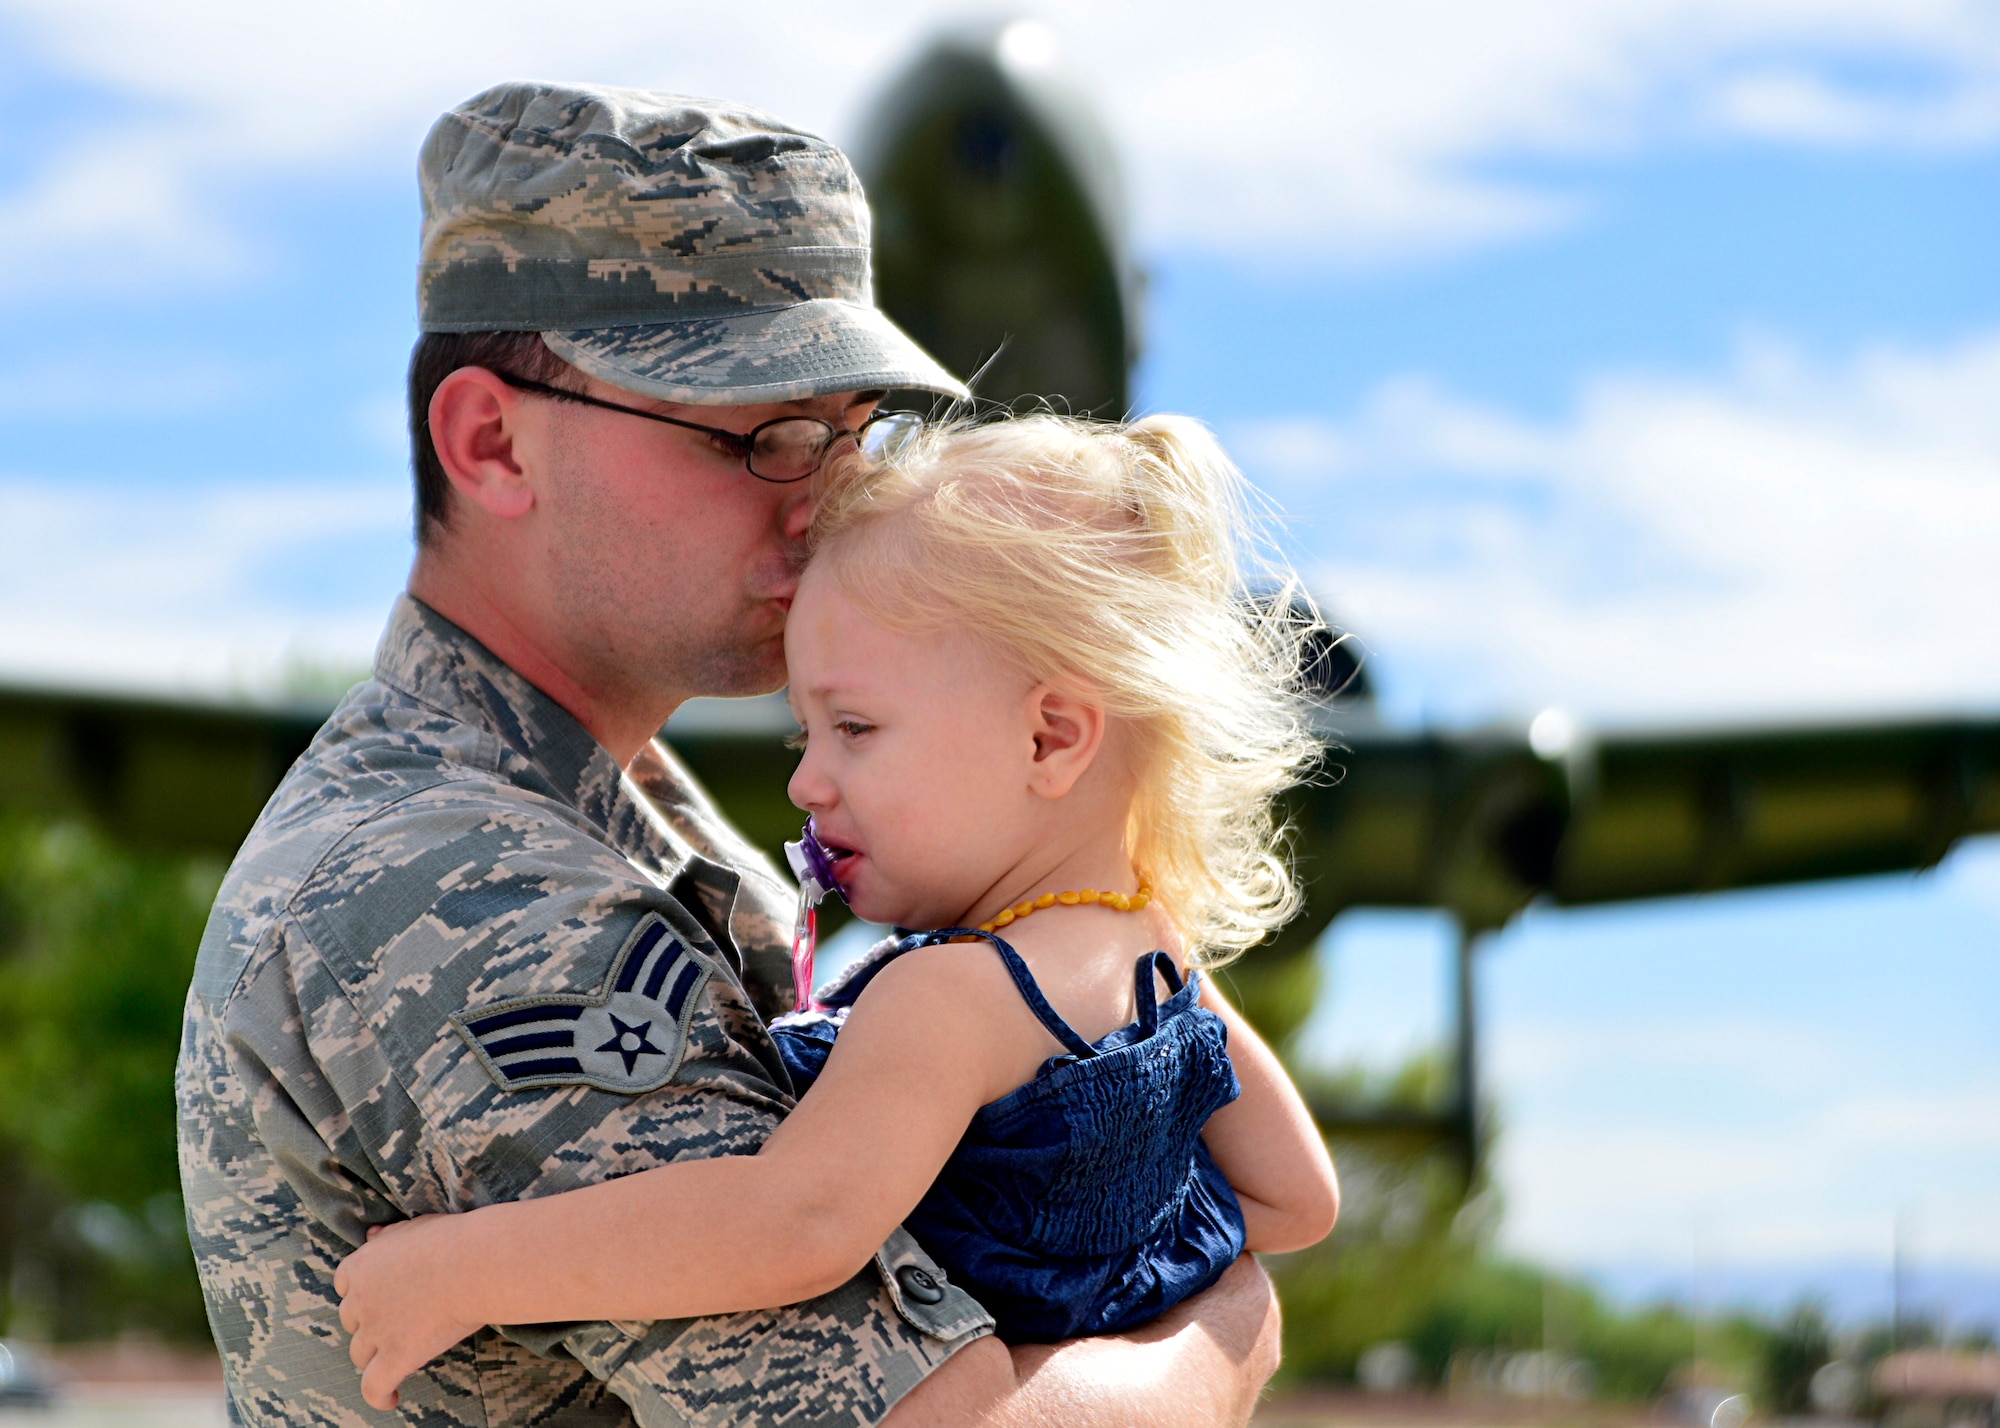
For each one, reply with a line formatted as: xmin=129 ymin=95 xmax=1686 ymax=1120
xmin=817 ymin=930 xmax=1024 ymax=1014
xmin=864 ymin=935 xmax=1024 ymax=1009
xmin=821 ymin=932 xmax=1065 ymax=1101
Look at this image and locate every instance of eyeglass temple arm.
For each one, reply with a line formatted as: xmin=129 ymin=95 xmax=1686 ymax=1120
xmin=490 ymin=373 xmax=756 ymax=454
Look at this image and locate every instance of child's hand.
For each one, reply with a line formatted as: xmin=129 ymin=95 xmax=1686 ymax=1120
xmin=334 ymin=1217 xmax=486 ymax=1411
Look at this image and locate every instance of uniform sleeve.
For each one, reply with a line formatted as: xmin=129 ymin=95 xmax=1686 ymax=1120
xmin=256 ymin=781 xmax=990 ymax=1426
xmin=509 ymin=1229 xmax=991 ymax=1428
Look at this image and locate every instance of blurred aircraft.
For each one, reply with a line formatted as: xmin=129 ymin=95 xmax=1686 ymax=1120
xmin=843 ymin=19 xmax=2000 ymax=1164
xmin=855 ymin=17 xmax=1139 ymax=417
xmin=1 ymin=19 xmax=1995 ymax=1171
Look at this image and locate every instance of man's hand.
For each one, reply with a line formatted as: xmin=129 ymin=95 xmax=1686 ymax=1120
xmin=334 ymin=1218 xmax=487 ymax=1411
xmin=883 ymin=1254 xmax=1282 ymax=1427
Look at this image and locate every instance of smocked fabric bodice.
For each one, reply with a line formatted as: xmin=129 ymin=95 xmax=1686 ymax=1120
xmin=771 ymin=930 xmax=1247 ymax=1342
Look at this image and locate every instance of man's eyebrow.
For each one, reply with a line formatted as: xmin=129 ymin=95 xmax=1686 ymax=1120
xmin=831 ymin=390 xmax=888 ymax=418
xmin=767 ymin=389 xmax=884 ymax=421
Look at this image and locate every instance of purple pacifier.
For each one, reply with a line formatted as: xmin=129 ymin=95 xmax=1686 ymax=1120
xmin=782 ymin=816 xmax=845 ymax=1011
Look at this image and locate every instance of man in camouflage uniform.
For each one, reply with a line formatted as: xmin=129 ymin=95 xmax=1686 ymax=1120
xmin=177 ymin=82 xmax=1279 ymax=1427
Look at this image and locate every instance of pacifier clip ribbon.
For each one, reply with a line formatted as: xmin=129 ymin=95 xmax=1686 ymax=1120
xmin=782 ymin=817 xmax=843 ymax=1012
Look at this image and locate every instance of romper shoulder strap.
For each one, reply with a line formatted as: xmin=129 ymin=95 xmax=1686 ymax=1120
xmin=1131 ymin=949 xmax=1194 ymax=1039
xmin=909 ymin=928 xmax=1099 ymax=1060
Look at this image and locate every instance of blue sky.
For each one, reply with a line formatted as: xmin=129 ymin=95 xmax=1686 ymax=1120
xmin=1 ymin=0 xmax=1994 ymax=1319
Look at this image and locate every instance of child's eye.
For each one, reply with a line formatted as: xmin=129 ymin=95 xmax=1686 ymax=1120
xmin=782 ymin=730 xmax=808 ymax=752
xmin=835 ymin=719 xmax=875 ymax=740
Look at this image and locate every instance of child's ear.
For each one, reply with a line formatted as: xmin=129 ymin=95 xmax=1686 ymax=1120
xmin=1025 ymin=686 xmax=1105 ymax=799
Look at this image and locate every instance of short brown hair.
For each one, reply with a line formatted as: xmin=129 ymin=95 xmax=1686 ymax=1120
xmin=406 ymin=331 xmax=575 ymax=545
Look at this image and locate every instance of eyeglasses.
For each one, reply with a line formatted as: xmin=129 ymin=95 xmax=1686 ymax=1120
xmin=491 ymin=372 xmax=923 ymax=483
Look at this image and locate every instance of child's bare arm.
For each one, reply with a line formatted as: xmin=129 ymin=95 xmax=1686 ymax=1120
xmin=334 ymin=947 xmax=1027 ymax=1411
xmin=1196 ymin=975 xmax=1339 ymax=1253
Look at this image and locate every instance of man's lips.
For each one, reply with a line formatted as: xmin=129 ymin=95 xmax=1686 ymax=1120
xmin=759 ymin=563 xmax=802 ymax=612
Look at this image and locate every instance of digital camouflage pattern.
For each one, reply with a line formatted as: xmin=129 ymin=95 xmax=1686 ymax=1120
xmin=420 ymin=82 xmax=968 ymax=405
xmin=176 ymin=595 xmax=991 ymax=1428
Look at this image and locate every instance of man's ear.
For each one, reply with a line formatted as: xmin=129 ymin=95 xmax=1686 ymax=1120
xmin=428 ymin=367 xmax=538 ymax=521
xmin=1025 ymin=685 xmax=1106 ymax=800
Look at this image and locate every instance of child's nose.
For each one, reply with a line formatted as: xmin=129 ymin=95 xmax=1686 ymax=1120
xmin=787 ymin=748 xmax=832 ymax=812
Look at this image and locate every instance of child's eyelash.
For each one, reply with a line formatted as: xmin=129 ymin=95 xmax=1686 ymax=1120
xmin=784 ymin=721 xmax=873 ymax=749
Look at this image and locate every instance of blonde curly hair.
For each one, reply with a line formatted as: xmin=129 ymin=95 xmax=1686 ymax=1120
xmin=808 ymin=412 xmax=1323 ymax=965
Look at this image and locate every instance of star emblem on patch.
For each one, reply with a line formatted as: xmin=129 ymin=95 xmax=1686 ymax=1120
xmin=596 ymin=1014 xmax=665 ymax=1074
xmin=449 ymin=913 xmax=717 ymax=1093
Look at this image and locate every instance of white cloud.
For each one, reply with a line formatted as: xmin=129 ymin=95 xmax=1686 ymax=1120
xmin=1821 ymin=1090 xmax=2000 ymax=1151
xmin=1493 ymin=1016 xmax=1847 ymax=1099
xmin=0 ymin=130 xmax=251 ymax=299
xmin=350 ymin=391 xmax=412 ymax=457
xmin=1239 ymin=329 xmax=2000 ymax=723
xmin=0 ymin=476 xmax=408 ymax=699
xmin=1489 ymin=1013 xmax=2000 ymax=1264
xmin=0 ymin=355 xmax=246 ymax=416
xmin=1495 ymin=1114 xmax=2000 ymax=1264
xmin=1709 ymin=66 xmax=2000 ymax=146
xmin=0 ymin=0 xmax=1995 ymax=287
xmin=1478 ymin=863 xmax=2000 ymax=1269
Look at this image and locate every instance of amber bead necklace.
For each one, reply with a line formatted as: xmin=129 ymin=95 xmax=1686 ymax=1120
xmin=976 ymin=883 xmax=1153 ymax=934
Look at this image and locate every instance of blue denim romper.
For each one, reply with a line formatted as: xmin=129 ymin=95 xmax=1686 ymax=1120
xmin=770 ymin=929 xmax=1248 ymax=1342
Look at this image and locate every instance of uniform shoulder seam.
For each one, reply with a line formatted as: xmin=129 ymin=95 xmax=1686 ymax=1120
xmin=273 ymin=905 xmax=477 ymax=1193
xmin=278 ymin=770 xmax=493 ymax=920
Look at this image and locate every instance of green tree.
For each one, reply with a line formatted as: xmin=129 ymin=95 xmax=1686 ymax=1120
xmin=0 ymin=817 xmax=218 ymax=1340
xmin=1760 ymin=1303 xmax=1833 ymax=1416
xmin=1269 ymin=1050 xmax=1501 ymax=1381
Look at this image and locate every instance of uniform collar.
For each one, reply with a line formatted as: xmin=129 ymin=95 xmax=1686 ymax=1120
xmin=372 ymin=593 xmax=632 ymax=833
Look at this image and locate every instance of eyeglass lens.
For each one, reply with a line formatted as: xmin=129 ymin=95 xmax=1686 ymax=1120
xmin=749 ymin=421 xmax=832 ymax=482
xmin=747 ymin=411 xmax=924 ymax=481
xmin=857 ymin=412 xmax=923 ymax=465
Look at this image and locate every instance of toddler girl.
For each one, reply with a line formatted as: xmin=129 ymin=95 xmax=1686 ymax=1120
xmin=335 ymin=412 xmax=1339 ymax=1409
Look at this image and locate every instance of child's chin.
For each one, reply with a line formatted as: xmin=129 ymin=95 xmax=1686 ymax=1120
xmin=847 ymin=890 xmax=923 ymax=931
xmin=842 ymin=872 xmax=959 ymax=933
xmin=842 ymin=888 xmax=893 ymax=926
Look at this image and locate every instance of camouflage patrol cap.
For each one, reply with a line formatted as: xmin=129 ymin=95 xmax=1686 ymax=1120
xmin=419 ymin=82 xmax=968 ymax=405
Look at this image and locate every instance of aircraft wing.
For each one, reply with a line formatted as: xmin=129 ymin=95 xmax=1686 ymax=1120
xmin=7 ymin=682 xmax=1989 ymax=1166
xmin=5 ymin=680 xmax=1991 ymax=943
xmin=1280 ymin=714 xmax=2000 ymax=950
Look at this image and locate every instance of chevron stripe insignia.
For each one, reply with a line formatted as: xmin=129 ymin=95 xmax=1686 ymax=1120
xmin=450 ymin=914 xmax=716 ymax=1093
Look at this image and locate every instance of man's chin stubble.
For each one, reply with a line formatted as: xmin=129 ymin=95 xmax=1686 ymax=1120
xmin=676 ymin=634 xmax=787 ymax=702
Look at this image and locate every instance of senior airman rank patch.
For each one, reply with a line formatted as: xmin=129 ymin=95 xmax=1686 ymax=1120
xmin=450 ymin=914 xmax=716 ymax=1093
